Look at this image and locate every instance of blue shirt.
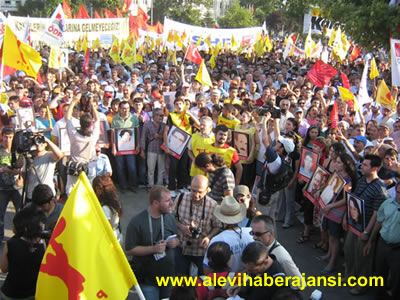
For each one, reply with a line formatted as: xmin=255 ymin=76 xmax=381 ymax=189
xmin=377 ymin=198 xmax=400 ymax=244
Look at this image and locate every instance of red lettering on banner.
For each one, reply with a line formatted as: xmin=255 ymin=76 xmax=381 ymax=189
xmin=40 ymin=217 xmax=86 ymax=300
xmin=96 ymin=290 xmax=108 ymax=298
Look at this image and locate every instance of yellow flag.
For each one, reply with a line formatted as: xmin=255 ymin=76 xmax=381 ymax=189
xmin=204 ymin=35 xmax=212 ymax=48
xmin=35 ymin=173 xmax=137 ymax=300
xmin=109 ymin=37 xmax=120 ymax=64
xmin=121 ymin=43 xmax=135 ymax=66
xmin=376 ymin=79 xmax=395 ymax=109
xmin=231 ymin=35 xmax=238 ymax=48
xmin=167 ymin=31 xmax=174 ymax=43
xmin=338 ymin=86 xmax=359 ymax=111
xmin=332 ymin=26 xmax=346 ymax=61
xmin=265 ymin=35 xmax=273 ymax=52
xmin=49 ymin=46 xmax=62 ymax=70
xmin=81 ymin=35 xmax=88 ymax=53
xmin=0 ymin=93 xmax=8 ymax=104
xmin=171 ymin=49 xmax=178 ymax=65
xmin=76 ymin=37 xmax=82 ymax=52
xmin=92 ymin=37 xmax=101 ymax=50
xmin=195 ymin=59 xmax=212 ymax=87
xmin=304 ymin=24 xmax=313 ymax=59
xmin=2 ymin=25 xmax=42 ymax=78
xmin=328 ymin=28 xmax=336 ymax=47
xmin=370 ymin=57 xmax=380 ymax=79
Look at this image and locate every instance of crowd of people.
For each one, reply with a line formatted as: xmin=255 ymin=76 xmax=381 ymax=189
xmin=0 ymin=39 xmax=399 ymax=300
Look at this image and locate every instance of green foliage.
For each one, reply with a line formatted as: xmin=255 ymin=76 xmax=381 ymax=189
xmin=169 ymin=4 xmax=203 ymax=26
xmin=319 ymin=0 xmax=400 ymax=50
xmin=217 ymin=0 xmax=257 ymax=28
xmin=202 ymin=9 xmax=216 ymax=27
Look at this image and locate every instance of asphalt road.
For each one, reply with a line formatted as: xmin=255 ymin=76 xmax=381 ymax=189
xmin=0 ymin=188 xmax=376 ymax=300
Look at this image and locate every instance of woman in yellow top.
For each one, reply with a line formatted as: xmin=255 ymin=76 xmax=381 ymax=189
xmin=234 ymin=110 xmax=259 ymax=189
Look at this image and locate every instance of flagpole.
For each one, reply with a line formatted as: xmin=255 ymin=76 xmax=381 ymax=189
xmin=134 ymin=284 xmax=146 ymax=300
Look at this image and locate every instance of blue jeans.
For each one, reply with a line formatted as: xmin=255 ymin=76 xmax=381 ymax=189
xmin=141 ymin=283 xmax=171 ymax=300
xmin=174 ymin=247 xmax=204 ymax=276
xmin=0 ymin=189 xmax=22 ymax=242
xmin=115 ymin=154 xmax=137 ymax=189
xmin=136 ymin=155 xmax=147 ymax=185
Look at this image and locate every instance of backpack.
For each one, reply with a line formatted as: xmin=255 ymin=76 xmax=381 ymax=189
xmin=259 ymin=158 xmax=294 ymax=205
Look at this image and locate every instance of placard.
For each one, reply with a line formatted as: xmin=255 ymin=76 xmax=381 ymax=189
xmin=298 ymin=147 xmax=319 ymax=182
xmin=112 ymin=128 xmax=137 ymax=155
xmin=97 ymin=120 xmax=109 ymax=148
xmin=303 ymin=166 xmax=330 ymax=205
xmin=59 ymin=127 xmax=72 ymax=155
xmin=16 ymin=107 xmax=36 ymax=130
xmin=319 ymin=172 xmax=346 ymax=208
xmin=161 ymin=125 xmax=191 ymax=159
xmin=346 ymin=192 xmax=366 ymax=236
xmin=232 ymin=131 xmax=250 ymax=161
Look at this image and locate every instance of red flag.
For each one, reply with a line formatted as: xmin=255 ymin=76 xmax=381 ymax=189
xmin=62 ymin=0 xmax=72 ymax=18
xmin=76 ymin=5 xmax=90 ymax=19
xmin=330 ymin=100 xmax=339 ymax=128
xmin=341 ymin=72 xmax=350 ymax=89
xmin=350 ymin=45 xmax=360 ymax=61
xmin=129 ymin=15 xmax=139 ymax=38
xmin=186 ymin=42 xmax=202 ymax=65
xmin=121 ymin=0 xmax=132 ymax=13
xmin=104 ymin=9 xmax=116 ymax=18
xmin=116 ymin=7 xmax=123 ymax=18
xmin=156 ymin=21 xmax=164 ymax=34
xmin=94 ymin=10 xmax=101 ymax=19
xmin=306 ymin=60 xmax=338 ymax=87
xmin=137 ymin=6 xmax=148 ymax=23
xmin=83 ymin=48 xmax=90 ymax=76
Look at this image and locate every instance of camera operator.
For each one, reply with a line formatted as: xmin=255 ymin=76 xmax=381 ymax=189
xmin=65 ymin=93 xmax=100 ymax=195
xmin=23 ymin=133 xmax=64 ymax=203
xmin=0 ymin=127 xmax=22 ymax=244
xmin=173 ymin=175 xmax=221 ymax=276
xmin=256 ymin=112 xmax=295 ymax=225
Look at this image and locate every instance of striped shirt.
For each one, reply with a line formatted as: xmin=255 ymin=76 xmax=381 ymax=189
xmin=354 ymin=176 xmax=388 ymax=225
xmin=208 ymin=167 xmax=235 ymax=203
xmin=140 ymin=120 xmax=165 ymax=154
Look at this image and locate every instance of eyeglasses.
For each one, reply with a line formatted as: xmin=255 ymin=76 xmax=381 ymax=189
xmin=249 ymin=231 xmax=270 ymax=237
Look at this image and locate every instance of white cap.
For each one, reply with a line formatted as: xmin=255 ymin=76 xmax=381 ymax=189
xmin=278 ymin=136 xmax=295 ymax=154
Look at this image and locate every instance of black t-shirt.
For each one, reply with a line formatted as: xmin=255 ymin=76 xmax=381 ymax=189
xmin=125 ymin=209 xmax=178 ymax=285
xmin=1 ymin=236 xmax=45 ymax=298
xmin=241 ymin=257 xmax=287 ymax=300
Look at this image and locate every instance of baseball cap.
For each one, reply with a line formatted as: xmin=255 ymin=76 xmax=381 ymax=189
xmin=354 ymin=136 xmax=368 ymax=144
xmin=379 ymin=123 xmax=393 ymax=132
xmin=144 ymin=74 xmax=151 ymax=79
xmin=295 ymin=107 xmax=303 ymax=113
xmin=278 ymin=136 xmax=295 ymax=153
xmin=104 ymin=86 xmax=114 ymax=93
xmin=182 ymin=82 xmax=190 ymax=88
xmin=136 ymin=87 xmax=145 ymax=93
xmin=186 ymin=65 xmax=193 ymax=70
xmin=16 ymin=83 xmax=24 ymax=89
xmin=233 ymin=185 xmax=250 ymax=198
xmin=371 ymin=102 xmax=381 ymax=108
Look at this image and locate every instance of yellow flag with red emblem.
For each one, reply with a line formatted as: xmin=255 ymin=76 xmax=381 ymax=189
xmin=376 ymin=79 xmax=395 ymax=109
xmin=36 ymin=173 xmax=139 ymax=300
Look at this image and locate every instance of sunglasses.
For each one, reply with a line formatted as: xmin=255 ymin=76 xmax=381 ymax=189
xmin=249 ymin=231 xmax=270 ymax=237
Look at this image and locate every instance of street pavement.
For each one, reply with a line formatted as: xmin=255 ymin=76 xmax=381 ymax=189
xmin=0 ymin=188 xmax=376 ymax=300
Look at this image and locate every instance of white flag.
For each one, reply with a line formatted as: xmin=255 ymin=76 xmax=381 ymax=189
xmin=23 ymin=16 xmax=31 ymax=46
xmin=41 ymin=4 xmax=66 ymax=46
xmin=357 ymin=56 xmax=371 ymax=106
xmin=0 ymin=12 xmax=7 ymax=47
xmin=391 ymin=37 xmax=400 ymax=87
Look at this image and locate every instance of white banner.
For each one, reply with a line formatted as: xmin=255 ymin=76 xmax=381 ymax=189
xmin=391 ymin=37 xmax=400 ymax=87
xmin=0 ymin=12 xmax=6 ymax=46
xmin=7 ymin=16 xmax=129 ymax=47
xmin=163 ymin=17 xmax=264 ymax=50
xmin=303 ymin=9 xmax=334 ymax=35
xmin=41 ymin=4 xmax=66 ymax=47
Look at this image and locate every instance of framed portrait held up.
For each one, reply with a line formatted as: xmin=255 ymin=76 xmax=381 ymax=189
xmin=319 ymin=172 xmax=346 ymax=208
xmin=17 ymin=107 xmax=36 ymax=130
xmin=298 ymin=147 xmax=319 ymax=182
xmin=97 ymin=121 xmax=109 ymax=148
xmin=232 ymin=131 xmax=250 ymax=160
xmin=303 ymin=166 xmax=330 ymax=205
xmin=112 ymin=128 xmax=136 ymax=155
xmin=161 ymin=125 xmax=191 ymax=159
xmin=346 ymin=192 xmax=366 ymax=236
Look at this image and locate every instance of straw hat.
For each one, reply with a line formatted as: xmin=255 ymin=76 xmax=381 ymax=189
xmin=213 ymin=196 xmax=247 ymax=225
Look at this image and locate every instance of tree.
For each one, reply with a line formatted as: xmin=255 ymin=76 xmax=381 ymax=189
xmin=202 ymin=9 xmax=215 ymax=27
xmin=169 ymin=4 xmax=203 ymax=26
xmin=217 ymin=0 xmax=257 ymax=28
xmin=319 ymin=0 xmax=400 ymax=50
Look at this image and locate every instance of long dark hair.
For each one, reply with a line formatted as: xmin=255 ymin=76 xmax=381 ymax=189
xmin=303 ymin=125 xmax=320 ymax=148
xmin=92 ymin=175 xmax=122 ymax=217
xmin=338 ymin=153 xmax=358 ymax=192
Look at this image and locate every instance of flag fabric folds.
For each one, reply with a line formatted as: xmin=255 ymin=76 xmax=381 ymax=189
xmin=350 ymin=45 xmax=360 ymax=61
xmin=376 ymin=79 xmax=395 ymax=110
xmin=186 ymin=42 xmax=202 ymax=65
xmin=195 ymin=59 xmax=212 ymax=88
xmin=2 ymin=25 xmax=42 ymax=78
xmin=35 ymin=173 xmax=137 ymax=300
xmin=341 ymin=72 xmax=350 ymax=89
xmin=77 ymin=5 xmax=90 ymax=19
xmin=390 ymin=38 xmax=400 ymax=86
xmin=306 ymin=60 xmax=337 ymax=87
xmin=62 ymin=0 xmax=72 ymax=19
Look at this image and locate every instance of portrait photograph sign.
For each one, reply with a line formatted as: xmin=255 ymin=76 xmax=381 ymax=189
xmin=163 ymin=91 xmax=176 ymax=111
xmin=232 ymin=131 xmax=250 ymax=161
xmin=112 ymin=128 xmax=136 ymax=155
xmin=161 ymin=125 xmax=191 ymax=159
xmin=97 ymin=120 xmax=109 ymax=148
xmin=319 ymin=172 xmax=346 ymax=208
xmin=303 ymin=166 xmax=330 ymax=205
xmin=298 ymin=147 xmax=319 ymax=182
xmin=17 ymin=107 xmax=36 ymax=130
xmin=346 ymin=193 xmax=366 ymax=236
xmin=59 ymin=127 xmax=74 ymax=155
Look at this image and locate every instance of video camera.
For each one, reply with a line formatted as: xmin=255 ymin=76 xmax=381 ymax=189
xmin=259 ymin=103 xmax=281 ymax=119
xmin=11 ymin=130 xmax=45 ymax=154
